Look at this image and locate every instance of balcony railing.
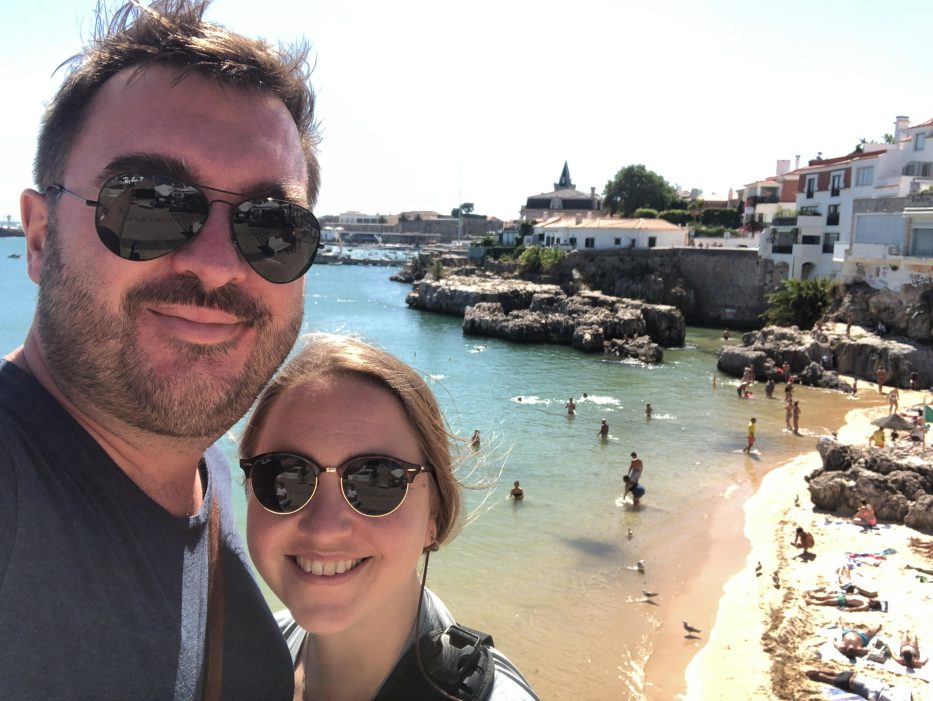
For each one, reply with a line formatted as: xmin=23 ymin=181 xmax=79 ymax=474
xmin=747 ymin=193 xmax=780 ymax=206
xmin=772 ymin=216 xmax=798 ymax=226
xmin=830 ymin=188 xmax=841 ymax=197
xmin=772 ymin=244 xmax=793 ymax=254
xmin=827 ymin=213 xmax=840 ymax=226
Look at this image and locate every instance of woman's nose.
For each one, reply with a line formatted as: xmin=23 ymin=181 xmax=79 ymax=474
xmin=296 ymin=473 xmax=355 ymax=538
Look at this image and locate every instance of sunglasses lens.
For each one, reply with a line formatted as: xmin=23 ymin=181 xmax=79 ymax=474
xmin=342 ymin=458 xmax=411 ymax=517
xmin=232 ymin=200 xmax=320 ymax=284
xmin=251 ymin=454 xmax=316 ymax=514
xmin=95 ymin=175 xmax=209 ymax=261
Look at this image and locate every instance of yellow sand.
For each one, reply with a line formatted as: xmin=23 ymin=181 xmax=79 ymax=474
xmin=685 ymin=385 xmax=933 ymax=700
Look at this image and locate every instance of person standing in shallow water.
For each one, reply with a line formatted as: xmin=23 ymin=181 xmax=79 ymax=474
xmin=792 ymin=401 xmax=801 ymax=435
xmin=597 ymin=419 xmax=609 ymax=440
xmin=565 ymin=397 xmax=576 ymax=416
xmin=743 ymin=417 xmax=757 ymax=453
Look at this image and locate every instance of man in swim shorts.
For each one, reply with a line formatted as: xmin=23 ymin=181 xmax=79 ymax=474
xmin=625 ymin=452 xmax=643 ymax=490
xmin=805 ymin=669 xmax=913 ymax=701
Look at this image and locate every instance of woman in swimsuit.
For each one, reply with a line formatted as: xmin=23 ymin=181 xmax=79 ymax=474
xmin=852 ymin=499 xmax=877 ymax=528
xmin=833 ymin=623 xmax=882 ymax=657
xmin=892 ymin=630 xmax=928 ymax=668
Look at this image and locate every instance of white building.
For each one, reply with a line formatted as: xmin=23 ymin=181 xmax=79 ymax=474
xmin=759 ymin=116 xmax=933 ymax=281
xmin=531 ymin=215 xmax=687 ymax=250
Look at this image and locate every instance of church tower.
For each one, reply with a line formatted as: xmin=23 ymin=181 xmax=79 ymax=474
xmin=554 ymin=161 xmax=574 ymax=190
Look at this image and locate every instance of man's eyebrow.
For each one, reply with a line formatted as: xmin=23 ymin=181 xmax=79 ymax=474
xmin=98 ymin=154 xmax=305 ymax=204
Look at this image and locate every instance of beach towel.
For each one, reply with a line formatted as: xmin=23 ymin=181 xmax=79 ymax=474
xmin=846 ymin=549 xmax=898 ymax=567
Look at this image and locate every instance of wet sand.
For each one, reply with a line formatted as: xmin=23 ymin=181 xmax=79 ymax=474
xmin=684 ymin=385 xmax=933 ymax=700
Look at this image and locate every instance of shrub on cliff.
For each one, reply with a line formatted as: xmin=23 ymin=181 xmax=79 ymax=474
xmin=634 ymin=207 xmax=658 ymax=219
xmin=761 ymin=278 xmax=832 ymax=329
xmin=518 ymin=246 xmax=564 ymax=274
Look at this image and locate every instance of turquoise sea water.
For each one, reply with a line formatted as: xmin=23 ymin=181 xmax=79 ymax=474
xmin=0 ymin=238 xmax=875 ymax=699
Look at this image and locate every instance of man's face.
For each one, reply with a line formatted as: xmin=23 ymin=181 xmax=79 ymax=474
xmin=33 ymin=66 xmax=309 ymax=439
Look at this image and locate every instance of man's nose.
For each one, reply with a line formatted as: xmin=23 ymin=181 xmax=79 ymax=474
xmin=169 ymin=200 xmax=250 ymax=288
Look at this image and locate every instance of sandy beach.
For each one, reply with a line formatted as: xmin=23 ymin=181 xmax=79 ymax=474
xmin=685 ymin=384 xmax=933 ymax=700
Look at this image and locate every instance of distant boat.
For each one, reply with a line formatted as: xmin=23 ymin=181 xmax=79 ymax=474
xmin=8 ymin=253 xmax=21 ymax=259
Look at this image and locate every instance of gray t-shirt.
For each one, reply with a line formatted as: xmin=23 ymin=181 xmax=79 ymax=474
xmin=277 ymin=587 xmax=540 ymax=700
xmin=0 ymin=360 xmax=293 ymax=699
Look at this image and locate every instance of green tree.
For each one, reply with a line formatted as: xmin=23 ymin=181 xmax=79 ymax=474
xmin=633 ymin=207 xmax=658 ymax=219
xmin=603 ymin=165 xmax=676 ymax=216
xmin=761 ymin=278 xmax=833 ymax=329
xmin=451 ymin=202 xmax=475 ymax=218
xmin=430 ymin=258 xmax=444 ymax=280
xmin=687 ymin=198 xmax=705 ymax=224
xmin=883 ymin=133 xmax=895 ymax=144
xmin=398 ymin=213 xmax=409 ymax=222
xmin=478 ymin=235 xmax=496 ymax=247
xmin=539 ymin=247 xmax=565 ymax=272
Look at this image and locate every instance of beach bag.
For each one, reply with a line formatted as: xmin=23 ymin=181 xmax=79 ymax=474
xmin=866 ymin=636 xmax=890 ymax=664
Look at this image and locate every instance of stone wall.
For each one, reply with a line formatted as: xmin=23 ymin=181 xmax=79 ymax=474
xmin=551 ymin=248 xmax=786 ymax=329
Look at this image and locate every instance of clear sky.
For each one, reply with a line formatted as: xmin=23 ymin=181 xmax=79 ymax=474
xmin=1 ymin=0 xmax=930 ymax=224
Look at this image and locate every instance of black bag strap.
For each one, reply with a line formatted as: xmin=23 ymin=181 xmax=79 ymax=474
xmin=374 ymin=624 xmax=495 ymax=701
xmin=202 ymin=466 xmax=225 ymax=701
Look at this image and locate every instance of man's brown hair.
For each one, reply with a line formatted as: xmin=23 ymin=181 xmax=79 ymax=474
xmin=35 ymin=0 xmax=320 ymax=203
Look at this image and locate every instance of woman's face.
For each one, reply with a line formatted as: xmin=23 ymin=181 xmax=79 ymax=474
xmin=246 ymin=375 xmax=436 ymax=636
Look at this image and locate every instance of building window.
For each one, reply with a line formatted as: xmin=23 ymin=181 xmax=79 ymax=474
xmin=614 ymin=237 xmax=621 ymax=246
xmin=648 ymin=236 xmax=657 ymax=248
xmin=830 ymin=172 xmax=842 ymax=197
xmin=537 ymin=233 xmax=544 ymax=242
xmin=916 ymin=133 xmax=926 ymax=151
xmin=805 ymin=176 xmax=816 ymax=198
xmin=584 ymin=237 xmax=595 ymax=249
xmin=569 ymin=237 xmax=577 ymax=247
xmin=855 ymin=166 xmax=874 ymax=186
xmin=827 ymin=204 xmax=840 ymax=226
xmin=823 ymin=231 xmax=839 ymax=253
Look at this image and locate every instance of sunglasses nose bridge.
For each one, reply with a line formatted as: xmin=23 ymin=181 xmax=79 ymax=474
xmin=168 ymin=196 xmax=250 ymax=285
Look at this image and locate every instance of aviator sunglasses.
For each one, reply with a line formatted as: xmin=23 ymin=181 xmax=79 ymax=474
xmin=240 ymin=452 xmax=435 ymax=518
xmin=48 ymin=173 xmax=321 ymax=284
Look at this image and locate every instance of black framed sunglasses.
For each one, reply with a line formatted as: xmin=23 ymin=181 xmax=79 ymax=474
xmin=240 ymin=452 xmax=435 ymax=518
xmin=47 ymin=173 xmax=321 ymax=284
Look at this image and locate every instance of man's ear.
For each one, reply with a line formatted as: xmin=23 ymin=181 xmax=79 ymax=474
xmin=21 ymin=189 xmax=49 ymax=284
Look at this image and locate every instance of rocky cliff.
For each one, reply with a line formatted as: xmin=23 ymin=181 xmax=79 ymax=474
xmin=718 ymin=325 xmax=933 ymax=389
xmin=405 ymin=274 xmax=685 ymax=358
xmin=808 ymin=438 xmax=933 ymax=532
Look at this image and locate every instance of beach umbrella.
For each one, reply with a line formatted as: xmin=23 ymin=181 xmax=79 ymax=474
xmin=870 ymin=414 xmax=916 ymax=431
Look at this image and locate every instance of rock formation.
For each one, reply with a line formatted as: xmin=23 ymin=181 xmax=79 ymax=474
xmin=718 ymin=324 xmax=933 ymax=389
xmin=807 ymin=438 xmax=933 ymax=532
xmin=407 ymin=275 xmax=684 ymax=358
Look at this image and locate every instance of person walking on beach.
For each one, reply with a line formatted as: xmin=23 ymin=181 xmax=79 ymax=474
xmin=597 ymin=418 xmax=609 ymax=440
xmin=792 ymin=401 xmax=801 ymax=435
xmin=888 ymin=387 xmax=900 ymax=414
xmin=566 ymin=397 xmax=576 ymax=415
xmin=877 ymin=364 xmax=887 ymax=393
xmin=0 ymin=2 xmax=322 ymax=696
xmin=743 ymin=417 xmax=757 ymax=453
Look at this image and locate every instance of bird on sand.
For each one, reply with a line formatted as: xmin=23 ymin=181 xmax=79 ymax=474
xmin=794 ymin=494 xmax=800 ymax=507
xmin=627 ymin=528 xmax=634 ymax=539
xmin=642 ymin=589 xmax=659 ymax=598
xmin=683 ymin=621 xmax=701 ymax=634
xmin=772 ymin=572 xmax=780 ymax=588
xmin=636 ymin=559 xmax=645 ymax=573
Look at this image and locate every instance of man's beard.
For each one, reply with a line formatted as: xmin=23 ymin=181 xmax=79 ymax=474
xmin=35 ymin=222 xmax=302 ymax=439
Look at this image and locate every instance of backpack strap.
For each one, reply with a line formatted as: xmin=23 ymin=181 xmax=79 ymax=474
xmin=374 ymin=624 xmax=495 ymax=701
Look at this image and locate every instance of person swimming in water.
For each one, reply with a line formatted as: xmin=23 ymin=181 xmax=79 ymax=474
xmin=510 ymin=481 xmax=524 ymax=500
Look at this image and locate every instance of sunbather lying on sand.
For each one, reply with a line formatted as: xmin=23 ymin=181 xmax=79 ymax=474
xmin=834 ymin=623 xmax=883 ymax=657
xmin=891 ymin=630 xmax=928 ymax=669
xmin=805 ymin=669 xmax=914 ymax=701
xmin=805 ymin=591 xmax=888 ymax=611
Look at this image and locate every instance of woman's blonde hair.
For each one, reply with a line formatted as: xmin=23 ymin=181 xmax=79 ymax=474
xmin=240 ymin=333 xmax=461 ymax=548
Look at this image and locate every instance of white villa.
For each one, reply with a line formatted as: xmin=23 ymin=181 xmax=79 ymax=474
xmin=758 ymin=115 xmax=933 ymax=287
xmin=531 ymin=215 xmax=687 ymax=251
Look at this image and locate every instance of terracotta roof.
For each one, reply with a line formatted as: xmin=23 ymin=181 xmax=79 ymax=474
xmin=802 ymin=150 xmax=883 ymax=170
xmin=913 ymin=117 xmax=933 ymax=128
